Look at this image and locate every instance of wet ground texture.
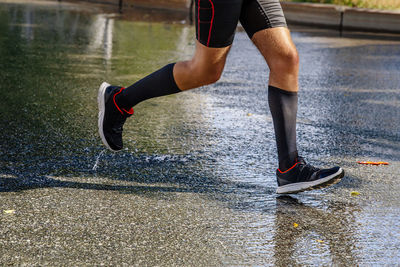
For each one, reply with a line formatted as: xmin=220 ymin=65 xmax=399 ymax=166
xmin=1 ymin=0 xmax=400 ymax=266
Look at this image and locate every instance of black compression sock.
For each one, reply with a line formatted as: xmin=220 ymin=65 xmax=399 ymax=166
xmin=268 ymin=85 xmax=299 ymax=171
xmin=116 ymin=63 xmax=181 ymax=109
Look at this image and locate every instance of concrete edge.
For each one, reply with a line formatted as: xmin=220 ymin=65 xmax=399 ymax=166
xmin=281 ymin=1 xmax=400 ymax=33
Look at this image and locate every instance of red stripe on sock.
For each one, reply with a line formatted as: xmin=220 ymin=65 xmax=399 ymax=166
xmin=113 ymin=87 xmax=125 ymax=114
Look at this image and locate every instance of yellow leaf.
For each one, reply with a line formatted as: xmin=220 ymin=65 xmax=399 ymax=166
xmin=316 ymin=239 xmax=324 ymax=243
xmin=351 ymin=191 xmax=360 ymax=196
xmin=4 ymin=210 xmax=15 ymax=214
xmin=293 ymin=222 xmax=299 ymax=228
xmin=247 ymin=113 xmax=252 ymax=116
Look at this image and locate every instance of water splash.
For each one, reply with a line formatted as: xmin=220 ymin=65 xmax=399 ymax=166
xmin=92 ymin=149 xmax=106 ymax=171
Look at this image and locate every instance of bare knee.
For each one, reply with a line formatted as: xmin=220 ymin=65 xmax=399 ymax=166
xmin=174 ymin=43 xmax=230 ymax=90
xmin=201 ymin=65 xmax=224 ymax=85
xmin=269 ymin=47 xmax=299 ymax=74
xmin=189 ymin=61 xmax=224 ymax=87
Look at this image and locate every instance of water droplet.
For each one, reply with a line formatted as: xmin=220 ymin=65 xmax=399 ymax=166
xmin=92 ymin=149 xmax=106 ymax=171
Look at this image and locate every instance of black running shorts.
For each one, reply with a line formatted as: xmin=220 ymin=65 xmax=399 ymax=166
xmin=196 ymin=0 xmax=287 ymax=48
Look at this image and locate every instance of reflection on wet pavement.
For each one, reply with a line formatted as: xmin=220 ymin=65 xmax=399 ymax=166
xmin=0 ymin=1 xmax=399 ymax=265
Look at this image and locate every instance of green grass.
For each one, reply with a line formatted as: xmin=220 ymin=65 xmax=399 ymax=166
xmin=284 ymin=0 xmax=400 ymax=10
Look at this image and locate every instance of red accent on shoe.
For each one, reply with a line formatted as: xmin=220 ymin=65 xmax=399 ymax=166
xmin=123 ymin=108 xmax=134 ymax=115
xmin=207 ymin=0 xmax=214 ymax=47
xmin=113 ymin=87 xmax=133 ymax=115
xmin=113 ymin=87 xmax=125 ymax=114
xmin=278 ymin=162 xmax=298 ymax=174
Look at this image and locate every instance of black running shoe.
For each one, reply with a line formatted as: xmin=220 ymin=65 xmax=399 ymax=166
xmin=276 ymin=157 xmax=344 ymax=194
xmin=98 ymin=82 xmax=133 ymax=151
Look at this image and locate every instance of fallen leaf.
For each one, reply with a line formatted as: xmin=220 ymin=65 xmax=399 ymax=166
xmin=247 ymin=113 xmax=252 ymax=116
xmin=4 ymin=210 xmax=15 ymax=214
xmin=293 ymin=222 xmax=299 ymax=228
xmin=351 ymin=191 xmax=360 ymax=196
xmin=316 ymin=239 xmax=324 ymax=243
xmin=357 ymin=161 xmax=389 ymax=165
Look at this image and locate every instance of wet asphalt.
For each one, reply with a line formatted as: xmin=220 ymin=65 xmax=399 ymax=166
xmin=0 ymin=1 xmax=400 ymax=266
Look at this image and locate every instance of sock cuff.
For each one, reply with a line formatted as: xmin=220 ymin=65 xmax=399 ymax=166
xmin=167 ymin=63 xmax=182 ymax=92
xmin=119 ymin=62 xmax=182 ymax=109
xmin=268 ymin=85 xmax=298 ymax=96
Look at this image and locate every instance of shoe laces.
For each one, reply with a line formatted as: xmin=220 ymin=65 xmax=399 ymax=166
xmin=297 ymin=156 xmax=319 ymax=177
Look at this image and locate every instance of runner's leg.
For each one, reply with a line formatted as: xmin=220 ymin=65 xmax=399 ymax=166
xmin=252 ymin=27 xmax=299 ymax=171
xmin=98 ymin=0 xmax=242 ymax=151
xmin=115 ymin=42 xmax=230 ymax=110
xmin=240 ymin=0 xmax=299 ymax=171
xmin=240 ymin=0 xmax=344 ymax=194
xmin=116 ymin=0 xmax=243 ymax=109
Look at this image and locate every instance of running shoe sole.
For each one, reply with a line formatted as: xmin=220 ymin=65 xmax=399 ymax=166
xmin=276 ymin=168 xmax=344 ymax=194
xmin=97 ymin=82 xmax=117 ymax=152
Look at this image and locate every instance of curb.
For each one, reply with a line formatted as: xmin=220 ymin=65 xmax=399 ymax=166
xmin=281 ymin=2 xmax=400 ymax=33
xmin=121 ymin=0 xmax=189 ymax=12
xmin=343 ymin=8 xmax=400 ymax=32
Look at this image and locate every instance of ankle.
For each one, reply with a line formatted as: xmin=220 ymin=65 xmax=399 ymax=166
xmin=278 ymin=151 xmax=298 ymax=172
xmin=113 ymin=88 xmax=133 ymax=115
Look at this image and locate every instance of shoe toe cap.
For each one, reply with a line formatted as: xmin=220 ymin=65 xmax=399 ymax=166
xmin=319 ymin=166 xmax=341 ymax=178
xmin=105 ymin=135 xmax=123 ymax=151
